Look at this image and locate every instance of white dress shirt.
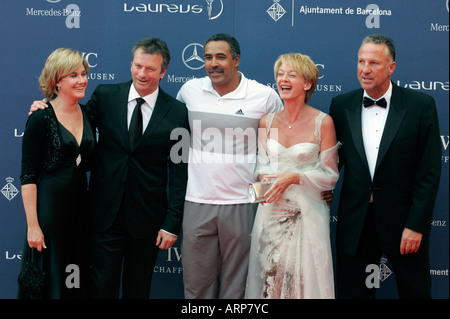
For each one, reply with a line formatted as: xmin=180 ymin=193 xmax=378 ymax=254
xmin=127 ymin=84 xmax=158 ymax=132
xmin=361 ymin=82 xmax=392 ymax=180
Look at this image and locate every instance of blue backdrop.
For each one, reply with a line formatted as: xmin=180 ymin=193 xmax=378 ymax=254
xmin=0 ymin=0 xmax=448 ymax=299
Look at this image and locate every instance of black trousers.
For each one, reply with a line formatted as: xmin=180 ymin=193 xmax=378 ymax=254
xmin=89 ymin=204 xmax=160 ymax=299
xmin=336 ymin=203 xmax=431 ymax=299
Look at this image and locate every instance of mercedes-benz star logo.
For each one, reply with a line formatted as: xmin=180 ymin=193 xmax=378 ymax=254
xmin=182 ymin=43 xmax=205 ymax=70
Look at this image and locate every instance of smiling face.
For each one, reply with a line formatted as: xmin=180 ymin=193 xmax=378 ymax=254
xmin=131 ymin=47 xmax=166 ymax=96
xmin=357 ymin=42 xmax=396 ymax=99
xmin=276 ymin=62 xmax=312 ymax=103
xmin=204 ymin=40 xmax=240 ymax=96
xmin=56 ymin=65 xmax=88 ymax=101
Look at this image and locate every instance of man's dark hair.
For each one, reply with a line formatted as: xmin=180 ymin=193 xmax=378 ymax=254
xmin=205 ymin=33 xmax=241 ymax=59
xmin=132 ymin=37 xmax=171 ymax=72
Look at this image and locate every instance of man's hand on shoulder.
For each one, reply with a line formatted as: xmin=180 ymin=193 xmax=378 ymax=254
xmin=29 ymin=99 xmax=48 ymax=115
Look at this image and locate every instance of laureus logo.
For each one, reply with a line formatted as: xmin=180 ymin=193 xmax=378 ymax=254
xmin=123 ymin=0 xmax=223 ymax=20
xmin=206 ymin=0 xmax=224 ymax=20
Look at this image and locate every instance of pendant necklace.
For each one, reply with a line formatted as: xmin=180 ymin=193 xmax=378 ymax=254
xmin=282 ymin=106 xmax=307 ymax=129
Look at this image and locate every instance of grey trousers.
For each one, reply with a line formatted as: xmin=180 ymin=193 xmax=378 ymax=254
xmin=181 ymin=201 xmax=257 ymax=299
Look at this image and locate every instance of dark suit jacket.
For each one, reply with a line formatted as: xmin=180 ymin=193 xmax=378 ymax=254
xmin=86 ymin=81 xmax=189 ymax=238
xmin=329 ymin=82 xmax=441 ymax=256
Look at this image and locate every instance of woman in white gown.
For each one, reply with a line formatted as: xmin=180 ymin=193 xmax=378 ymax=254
xmin=245 ymin=53 xmax=340 ymax=299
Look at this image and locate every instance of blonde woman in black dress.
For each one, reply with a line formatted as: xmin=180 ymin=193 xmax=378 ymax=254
xmin=19 ymin=48 xmax=95 ymax=298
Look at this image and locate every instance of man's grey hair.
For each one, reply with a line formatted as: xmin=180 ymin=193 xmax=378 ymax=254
xmin=362 ymin=34 xmax=396 ymax=61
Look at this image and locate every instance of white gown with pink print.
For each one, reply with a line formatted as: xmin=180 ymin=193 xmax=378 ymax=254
xmin=245 ymin=112 xmax=340 ymax=299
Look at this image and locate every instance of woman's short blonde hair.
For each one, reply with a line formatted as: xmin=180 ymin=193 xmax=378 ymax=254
xmin=274 ymin=53 xmax=318 ymax=103
xmin=38 ymin=48 xmax=89 ymax=99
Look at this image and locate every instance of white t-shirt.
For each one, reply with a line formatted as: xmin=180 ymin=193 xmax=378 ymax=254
xmin=177 ymin=72 xmax=282 ymax=204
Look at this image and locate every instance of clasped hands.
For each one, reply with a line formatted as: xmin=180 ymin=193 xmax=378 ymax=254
xmin=258 ymin=173 xmax=333 ymax=204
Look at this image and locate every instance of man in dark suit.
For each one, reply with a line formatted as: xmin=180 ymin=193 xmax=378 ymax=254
xmin=329 ymin=34 xmax=441 ymax=299
xmin=85 ymin=38 xmax=189 ymax=298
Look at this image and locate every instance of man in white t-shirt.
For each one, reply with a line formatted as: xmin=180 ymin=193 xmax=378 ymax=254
xmin=177 ymin=33 xmax=282 ymax=299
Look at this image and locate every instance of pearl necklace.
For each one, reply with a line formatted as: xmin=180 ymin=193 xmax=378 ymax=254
xmin=282 ymin=106 xmax=307 ymax=129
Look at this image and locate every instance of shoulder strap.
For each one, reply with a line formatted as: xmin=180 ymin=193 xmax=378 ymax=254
xmin=265 ymin=112 xmax=275 ymax=139
xmin=314 ymin=111 xmax=327 ymax=144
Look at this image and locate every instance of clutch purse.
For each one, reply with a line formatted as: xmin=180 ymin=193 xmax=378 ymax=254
xmin=17 ymin=249 xmax=46 ymax=298
xmin=248 ymin=181 xmax=271 ymax=203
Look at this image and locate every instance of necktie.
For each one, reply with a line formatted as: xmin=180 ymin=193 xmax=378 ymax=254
xmin=363 ymin=96 xmax=387 ymax=108
xmin=129 ymin=97 xmax=145 ymax=147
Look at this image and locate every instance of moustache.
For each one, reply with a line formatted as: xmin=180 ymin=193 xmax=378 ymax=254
xmin=208 ymin=67 xmax=224 ymax=73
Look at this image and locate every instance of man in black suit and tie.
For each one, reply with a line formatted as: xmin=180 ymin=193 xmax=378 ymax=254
xmin=85 ymin=37 xmax=189 ymax=298
xmin=329 ymin=34 xmax=441 ymax=299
